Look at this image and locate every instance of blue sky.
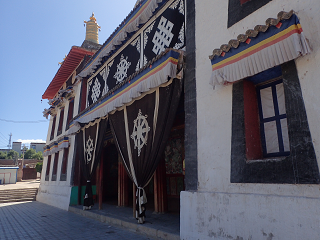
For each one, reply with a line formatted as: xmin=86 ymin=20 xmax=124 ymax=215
xmin=0 ymin=0 xmax=137 ymax=149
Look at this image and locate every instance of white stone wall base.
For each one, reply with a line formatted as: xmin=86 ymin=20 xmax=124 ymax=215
xmin=180 ymin=190 xmax=320 ymax=240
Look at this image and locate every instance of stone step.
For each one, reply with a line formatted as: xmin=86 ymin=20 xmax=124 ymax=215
xmin=0 ymin=198 xmax=36 ymax=203
xmin=0 ymin=188 xmax=38 ymax=203
xmin=0 ymin=194 xmax=37 ymax=199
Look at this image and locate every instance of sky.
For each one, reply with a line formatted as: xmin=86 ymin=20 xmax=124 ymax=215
xmin=0 ymin=0 xmax=138 ymax=149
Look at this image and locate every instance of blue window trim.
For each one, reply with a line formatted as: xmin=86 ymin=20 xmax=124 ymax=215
xmin=256 ymin=79 xmax=290 ymax=158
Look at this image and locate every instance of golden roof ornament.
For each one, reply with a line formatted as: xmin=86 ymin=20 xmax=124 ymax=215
xmin=58 ymin=55 xmax=67 ymax=65
xmin=84 ymin=12 xmax=100 ymax=44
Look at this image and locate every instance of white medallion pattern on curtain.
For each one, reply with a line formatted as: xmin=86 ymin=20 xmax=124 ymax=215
xmin=152 ymin=16 xmax=174 ymax=55
xmin=114 ymin=54 xmax=131 ymax=84
xmin=131 ymin=37 xmax=141 ymax=72
xmin=85 ymin=136 xmax=94 ymax=163
xmin=131 ymin=109 xmax=150 ymax=157
xmin=91 ymin=78 xmax=101 ymax=103
xmin=169 ymin=0 xmax=184 ymax=15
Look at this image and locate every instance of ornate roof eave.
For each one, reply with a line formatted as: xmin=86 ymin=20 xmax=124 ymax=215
xmin=42 ymin=46 xmax=96 ymax=100
xmin=209 ymin=10 xmax=294 ymax=60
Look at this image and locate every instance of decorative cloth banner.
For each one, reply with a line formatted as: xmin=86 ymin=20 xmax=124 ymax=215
xmin=78 ymin=0 xmax=165 ymax=78
xmin=43 ymin=137 xmax=69 ymax=157
xmin=51 ymin=142 xmax=59 ymax=154
xmin=43 ymin=146 xmax=51 ymax=157
xmin=68 ymin=50 xmax=181 ymax=134
xmin=109 ymin=78 xmax=182 ymax=223
xmin=76 ymin=118 xmax=108 ymax=209
xmin=209 ymin=14 xmax=310 ymax=88
xmin=57 ymin=137 xmax=69 ymax=151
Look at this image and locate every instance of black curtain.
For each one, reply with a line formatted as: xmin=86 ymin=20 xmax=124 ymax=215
xmin=109 ymin=78 xmax=183 ymax=223
xmin=76 ymin=118 xmax=108 ymax=209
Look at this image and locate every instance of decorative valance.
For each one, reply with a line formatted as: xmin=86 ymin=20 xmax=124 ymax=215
xmin=43 ymin=137 xmax=69 ymax=157
xmin=209 ymin=11 xmax=310 ymax=88
xmin=43 ymin=86 xmax=74 ymax=119
xmin=68 ymin=50 xmax=183 ymax=134
xmin=78 ymin=0 xmax=165 ymax=78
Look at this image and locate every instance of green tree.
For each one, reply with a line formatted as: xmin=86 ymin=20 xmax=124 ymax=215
xmin=24 ymin=148 xmax=36 ymax=159
xmin=35 ymin=161 xmax=43 ymax=174
xmin=0 ymin=151 xmax=7 ymax=159
xmin=7 ymin=150 xmax=19 ymax=159
xmin=33 ymin=151 xmax=43 ymax=160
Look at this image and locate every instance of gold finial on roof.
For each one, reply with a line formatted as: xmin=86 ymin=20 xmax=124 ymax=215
xmin=84 ymin=12 xmax=100 ymax=44
xmin=90 ymin=12 xmax=97 ymax=22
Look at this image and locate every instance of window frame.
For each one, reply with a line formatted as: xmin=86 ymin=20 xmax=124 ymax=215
xmin=50 ymin=115 xmax=57 ymax=141
xmin=65 ymin=98 xmax=74 ymax=131
xmin=256 ymin=79 xmax=290 ymax=158
xmin=57 ymin=107 xmax=65 ymax=136
xmin=230 ymin=60 xmax=319 ymax=184
xmin=228 ymin=0 xmax=273 ymax=28
xmin=60 ymin=147 xmax=69 ymax=181
xmin=45 ymin=155 xmax=52 ymax=181
xmin=51 ymin=152 xmax=59 ymax=181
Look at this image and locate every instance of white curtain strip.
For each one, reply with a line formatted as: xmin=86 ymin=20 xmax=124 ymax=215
xmin=151 ymin=88 xmax=159 ymax=147
xmin=91 ymin=121 xmax=100 ymax=173
xmin=67 ymin=60 xmax=177 ymax=135
xmin=210 ymin=32 xmax=311 ymax=88
xmin=78 ymin=0 xmax=163 ymax=78
xmin=123 ymin=106 xmax=138 ymax=186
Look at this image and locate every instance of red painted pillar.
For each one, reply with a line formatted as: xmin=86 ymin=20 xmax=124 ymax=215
xmin=118 ymin=161 xmax=128 ymax=207
xmin=154 ymin=158 xmax=167 ymax=213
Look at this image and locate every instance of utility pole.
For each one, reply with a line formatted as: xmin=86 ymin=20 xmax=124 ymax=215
xmin=7 ymin=133 xmax=12 ymax=149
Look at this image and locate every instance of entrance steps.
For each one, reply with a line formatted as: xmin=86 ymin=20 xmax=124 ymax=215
xmin=69 ymin=204 xmax=180 ymax=240
xmin=0 ymin=188 xmax=38 ymax=203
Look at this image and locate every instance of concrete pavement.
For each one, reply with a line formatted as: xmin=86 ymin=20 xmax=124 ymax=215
xmin=0 ymin=179 xmax=40 ymax=190
xmin=0 ymin=201 xmax=155 ymax=240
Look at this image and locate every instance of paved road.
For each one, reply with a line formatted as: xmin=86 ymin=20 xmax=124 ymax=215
xmin=0 ymin=179 xmax=40 ymax=190
xmin=0 ymin=201 xmax=154 ymax=240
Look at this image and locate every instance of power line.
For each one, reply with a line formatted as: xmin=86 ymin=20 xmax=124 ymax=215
xmin=0 ymin=139 xmax=7 ymax=145
xmin=0 ymin=132 xmax=9 ymax=142
xmin=0 ymin=118 xmax=49 ymax=124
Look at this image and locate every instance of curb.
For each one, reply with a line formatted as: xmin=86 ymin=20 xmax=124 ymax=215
xmin=68 ymin=206 xmax=180 ymax=240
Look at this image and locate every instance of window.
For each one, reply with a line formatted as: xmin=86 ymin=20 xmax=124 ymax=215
xmin=60 ymin=147 xmax=69 ymax=181
xmin=231 ymin=61 xmax=319 ymax=184
xmin=243 ymin=79 xmax=290 ymax=160
xmin=50 ymin=116 xmax=56 ymax=140
xmin=228 ymin=0 xmax=272 ymax=27
xmin=57 ymin=108 xmax=65 ymax=136
xmin=45 ymin=155 xmax=52 ymax=181
xmin=66 ymin=98 xmax=74 ymax=130
xmin=51 ymin=152 xmax=59 ymax=181
xmin=79 ymin=79 xmax=87 ymax=113
xmin=256 ymin=80 xmax=290 ymax=158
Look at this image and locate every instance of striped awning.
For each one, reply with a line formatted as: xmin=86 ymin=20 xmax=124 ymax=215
xmin=209 ymin=11 xmax=310 ymax=88
xmin=43 ymin=137 xmax=69 ymax=157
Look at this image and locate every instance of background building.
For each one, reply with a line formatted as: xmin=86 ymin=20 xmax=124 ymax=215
xmin=30 ymin=142 xmax=46 ymax=153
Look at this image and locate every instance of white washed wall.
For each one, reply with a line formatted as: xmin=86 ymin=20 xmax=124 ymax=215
xmin=181 ymin=0 xmax=320 ymax=239
xmin=38 ymin=87 xmax=79 ymax=210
